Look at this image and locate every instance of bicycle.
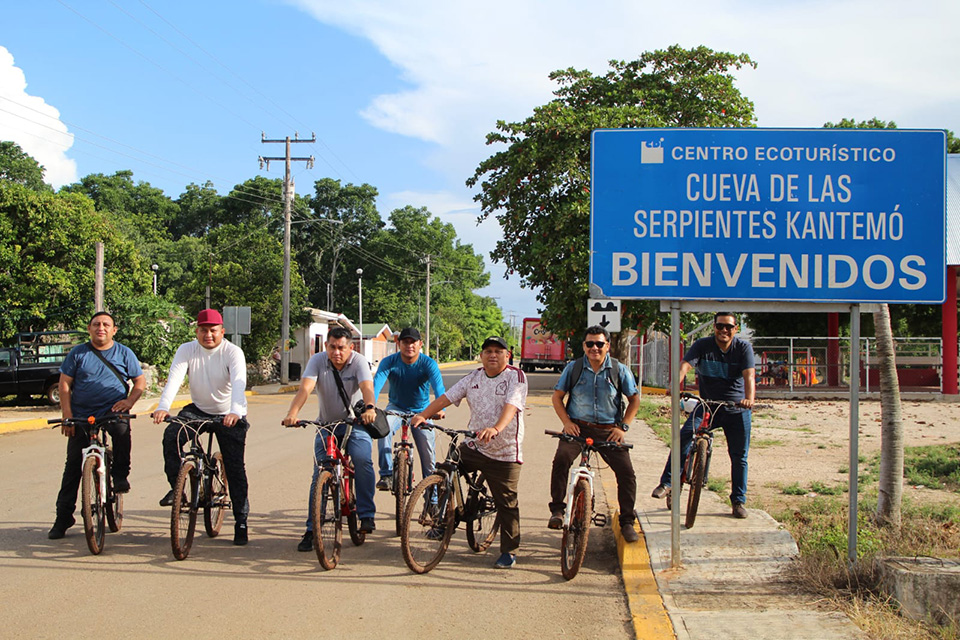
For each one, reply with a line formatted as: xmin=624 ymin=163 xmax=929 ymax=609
xmin=664 ymin=392 xmax=738 ymax=529
xmin=287 ymin=419 xmax=366 ymax=570
xmin=545 ymin=429 xmax=633 ymax=580
xmin=384 ymin=410 xmax=417 ymax=536
xmin=400 ymin=422 xmax=500 ymax=574
xmin=164 ymin=415 xmax=231 ymax=560
xmin=47 ymin=413 xmax=134 ymax=555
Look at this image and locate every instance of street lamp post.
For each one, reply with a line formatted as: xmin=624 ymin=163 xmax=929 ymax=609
xmin=357 ymin=268 xmax=364 ymax=358
xmin=151 ymin=264 xmax=158 ymax=296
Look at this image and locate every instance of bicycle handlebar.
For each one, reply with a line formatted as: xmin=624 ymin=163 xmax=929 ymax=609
xmin=418 ymin=422 xmax=478 ymax=438
xmin=544 ymin=429 xmax=633 ymax=450
xmin=384 ymin=409 xmax=445 ymax=421
xmin=679 ymin=392 xmax=740 ymax=409
xmin=48 ymin=413 xmax=136 ymax=428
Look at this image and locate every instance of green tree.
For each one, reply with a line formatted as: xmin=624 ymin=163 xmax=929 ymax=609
xmin=468 ymin=45 xmax=757 ymax=352
xmin=0 ymin=141 xmax=52 ymax=193
xmin=111 ymin=294 xmax=194 ymax=371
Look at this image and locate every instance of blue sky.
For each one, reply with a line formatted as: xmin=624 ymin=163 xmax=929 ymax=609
xmin=3 ymin=0 xmax=959 ymax=327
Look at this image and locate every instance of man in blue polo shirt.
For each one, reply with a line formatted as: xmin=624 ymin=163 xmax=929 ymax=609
xmin=372 ymin=327 xmax=445 ymax=491
xmin=651 ymin=311 xmax=756 ymax=519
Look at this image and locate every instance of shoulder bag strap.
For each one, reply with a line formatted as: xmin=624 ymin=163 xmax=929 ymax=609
xmin=328 ymin=362 xmax=354 ymax=414
xmin=87 ymin=343 xmax=131 ymax=398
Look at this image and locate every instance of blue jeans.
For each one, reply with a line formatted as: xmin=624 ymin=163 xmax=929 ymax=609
xmin=376 ymin=405 xmax=436 ymax=481
xmin=305 ymin=423 xmax=376 ymax=531
xmin=659 ymin=407 xmax=752 ymax=505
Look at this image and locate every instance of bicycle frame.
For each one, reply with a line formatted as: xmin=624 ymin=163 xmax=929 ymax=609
xmin=81 ymin=437 xmax=108 ymax=505
xmin=173 ymin=420 xmax=221 ymax=507
xmin=563 ymin=451 xmax=597 ymax=529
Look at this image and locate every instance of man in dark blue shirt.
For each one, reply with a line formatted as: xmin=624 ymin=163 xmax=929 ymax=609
xmin=651 ymin=312 xmax=756 ymax=519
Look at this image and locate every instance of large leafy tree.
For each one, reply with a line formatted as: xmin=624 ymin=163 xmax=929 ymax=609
xmin=0 ymin=141 xmax=52 ymax=193
xmin=468 ymin=45 xmax=757 ymax=352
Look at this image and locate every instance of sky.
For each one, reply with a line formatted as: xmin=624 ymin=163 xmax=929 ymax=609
xmin=2 ymin=0 xmax=959 ymax=328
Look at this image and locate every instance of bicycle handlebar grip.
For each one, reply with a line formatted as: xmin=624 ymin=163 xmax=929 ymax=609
xmin=544 ymin=429 xmax=562 ymax=436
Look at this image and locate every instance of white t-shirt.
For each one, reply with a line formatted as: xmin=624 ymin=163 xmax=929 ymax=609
xmin=444 ymin=365 xmax=527 ymax=463
xmin=157 ymin=339 xmax=247 ymax=416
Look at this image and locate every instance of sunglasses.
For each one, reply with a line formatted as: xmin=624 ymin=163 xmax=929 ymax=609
xmin=715 ymin=323 xmax=736 ymax=331
xmin=584 ymin=340 xmax=607 ymax=349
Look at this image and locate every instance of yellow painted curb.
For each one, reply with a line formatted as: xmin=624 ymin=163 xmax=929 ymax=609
xmin=0 ymin=418 xmax=51 ymax=435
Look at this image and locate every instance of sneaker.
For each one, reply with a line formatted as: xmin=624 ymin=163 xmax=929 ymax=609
xmin=234 ymin=522 xmax=248 ymax=546
xmin=113 ymin=478 xmax=130 ymax=494
xmin=732 ymin=503 xmax=748 ymax=519
xmin=159 ymin=490 xmax=176 ymax=507
xmin=359 ymin=517 xmax=376 ymax=533
xmin=620 ymin=520 xmax=640 ymax=543
xmin=494 ymin=552 xmax=516 ymax=569
xmin=376 ymin=477 xmax=392 ymax=491
xmin=47 ymin=515 xmax=76 ymax=540
xmin=547 ymin=511 xmax=564 ymax=530
xmin=297 ymin=530 xmax=313 ymax=552
xmin=651 ymin=484 xmax=668 ymax=499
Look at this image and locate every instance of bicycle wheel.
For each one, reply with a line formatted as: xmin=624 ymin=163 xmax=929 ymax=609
xmin=346 ymin=474 xmax=365 ymax=546
xmin=171 ymin=461 xmax=199 ymax=560
xmin=393 ymin=449 xmax=410 ymax=536
xmin=465 ymin=473 xmax=499 ymax=553
xmin=81 ymin=456 xmax=106 ymax=555
xmin=203 ymin=452 xmax=229 ymax=538
xmin=312 ymin=471 xmax=342 ymax=570
xmin=560 ymin=477 xmax=590 ymax=580
xmin=684 ymin=438 xmax=710 ymax=529
xmin=400 ymin=473 xmax=455 ymax=574
xmin=105 ymin=450 xmax=123 ymax=533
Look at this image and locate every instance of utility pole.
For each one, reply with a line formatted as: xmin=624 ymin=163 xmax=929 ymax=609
xmin=260 ymin=132 xmax=315 ymax=384
xmin=94 ymin=242 xmax=104 ymax=311
xmin=423 ymin=255 xmax=431 ymax=357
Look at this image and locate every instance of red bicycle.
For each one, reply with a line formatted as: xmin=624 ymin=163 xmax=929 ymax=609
xmin=288 ymin=419 xmax=365 ymax=570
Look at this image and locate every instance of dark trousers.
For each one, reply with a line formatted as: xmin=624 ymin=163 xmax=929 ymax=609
xmin=549 ymin=424 xmax=637 ymax=524
xmin=55 ymin=420 xmax=131 ymax=519
xmin=162 ymin=404 xmax=250 ymax=522
xmin=457 ymin=444 xmax=522 ymax=555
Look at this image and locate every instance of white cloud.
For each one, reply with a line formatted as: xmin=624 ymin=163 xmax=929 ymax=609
xmin=0 ymin=46 xmax=77 ymax=187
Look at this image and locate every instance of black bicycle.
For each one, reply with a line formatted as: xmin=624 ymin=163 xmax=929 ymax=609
xmin=48 ymin=413 xmax=133 ymax=555
xmin=400 ymin=422 xmax=500 ymax=574
xmin=164 ymin=415 xmax=231 ymax=560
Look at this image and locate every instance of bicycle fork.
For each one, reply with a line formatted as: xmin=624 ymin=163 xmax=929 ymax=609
xmin=81 ymin=443 xmax=107 ymax=505
xmin=563 ymin=466 xmax=604 ymax=528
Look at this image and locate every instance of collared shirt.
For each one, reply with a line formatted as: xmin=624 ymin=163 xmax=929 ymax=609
xmin=302 ymin=351 xmax=373 ymax=423
xmin=684 ymin=336 xmax=755 ymax=410
xmin=444 ymin=365 xmax=527 ymax=463
xmin=555 ymin=355 xmax=638 ymax=425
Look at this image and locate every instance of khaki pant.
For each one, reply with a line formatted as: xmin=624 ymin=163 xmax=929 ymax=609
xmin=457 ymin=444 xmax=522 ymax=554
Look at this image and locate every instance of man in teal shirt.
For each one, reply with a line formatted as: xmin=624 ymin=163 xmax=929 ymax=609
xmin=373 ymin=327 xmax=445 ymax=489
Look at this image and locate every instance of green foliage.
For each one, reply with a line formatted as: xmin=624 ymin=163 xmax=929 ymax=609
xmin=783 ymin=482 xmax=807 ymax=495
xmin=468 ymin=45 xmax=757 ymax=340
xmin=111 ymin=294 xmax=193 ymax=371
xmin=0 ymin=141 xmax=52 ymax=193
xmin=900 ymin=444 xmax=960 ymax=491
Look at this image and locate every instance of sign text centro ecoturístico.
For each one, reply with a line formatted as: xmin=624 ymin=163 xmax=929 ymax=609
xmin=590 ymin=128 xmax=946 ymax=303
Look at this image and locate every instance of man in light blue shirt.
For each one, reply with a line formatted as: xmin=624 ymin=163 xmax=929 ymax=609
xmin=372 ymin=327 xmax=445 ymax=488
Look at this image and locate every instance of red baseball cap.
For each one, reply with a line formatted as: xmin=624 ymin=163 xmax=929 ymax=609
xmin=197 ymin=309 xmax=223 ymax=326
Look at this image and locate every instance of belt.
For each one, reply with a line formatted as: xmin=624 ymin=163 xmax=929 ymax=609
xmin=572 ymin=419 xmax=616 ymax=429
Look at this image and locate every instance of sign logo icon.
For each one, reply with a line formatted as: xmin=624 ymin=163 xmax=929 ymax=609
xmin=640 ymin=139 xmax=664 ymax=164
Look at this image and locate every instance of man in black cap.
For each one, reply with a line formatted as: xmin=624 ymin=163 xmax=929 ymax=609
xmin=371 ymin=327 xmax=446 ymax=492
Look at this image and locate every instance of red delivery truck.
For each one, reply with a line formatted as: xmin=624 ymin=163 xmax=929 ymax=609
xmin=519 ymin=317 xmax=568 ymax=373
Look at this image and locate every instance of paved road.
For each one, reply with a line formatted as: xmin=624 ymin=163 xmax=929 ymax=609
xmin=0 ymin=367 xmax=634 ymax=639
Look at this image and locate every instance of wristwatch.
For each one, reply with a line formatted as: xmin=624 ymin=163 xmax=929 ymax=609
xmin=364 ymin=404 xmax=375 ymax=411
xmin=618 ymin=422 xmax=630 ymax=432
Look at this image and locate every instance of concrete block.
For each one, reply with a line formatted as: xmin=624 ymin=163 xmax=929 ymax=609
xmin=878 ymin=557 xmax=960 ymax=625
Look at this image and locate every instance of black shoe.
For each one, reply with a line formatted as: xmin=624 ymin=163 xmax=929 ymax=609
xmin=113 ymin=478 xmax=130 ymax=493
xmin=620 ymin=520 xmax=639 ymax=543
xmin=159 ymin=490 xmax=175 ymax=507
xmin=297 ymin=530 xmax=313 ymax=552
xmin=48 ymin=515 xmax=76 ymax=540
xmin=234 ymin=522 xmax=248 ymax=546
xmin=359 ymin=517 xmax=375 ymax=533
xmin=547 ymin=511 xmax=564 ymax=530
xmin=376 ymin=477 xmax=392 ymax=491
xmin=651 ymin=484 xmax=668 ymax=499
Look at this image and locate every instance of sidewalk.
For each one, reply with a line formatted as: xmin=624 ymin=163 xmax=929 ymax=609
xmin=615 ymin=425 xmax=868 ymax=640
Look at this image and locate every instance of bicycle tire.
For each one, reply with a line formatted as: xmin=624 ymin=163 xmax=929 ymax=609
xmin=464 ymin=473 xmax=499 ymax=553
xmin=400 ymin=473 xmax=455 ymax=574
xmin=393 ymin=449 xmax=410 ymax=536
xmin=560 ymin=477 xmax=590 ymax=580
xmin=81 ymin=455 xmax=105 ymax=555
xmin=171 ymin=461 xmax=199 ymax=560
xmin=203 ymin=451 xmax=229 ymax=538
xmin=346 ymin=474 xmax=365 ymax=546
xmin=313 ymin=471 xmax=342 ymax=570
xmin=684 ymin=438 xmax=710 ymax=529
xmin=104 ymin=449 xmax=122 ymax=533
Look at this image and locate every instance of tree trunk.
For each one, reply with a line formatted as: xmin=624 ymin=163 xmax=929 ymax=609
xmin=611 ymin=330 xmax=633 ymax=367
xmin=874 ymin=303 xmax=903 ymax=529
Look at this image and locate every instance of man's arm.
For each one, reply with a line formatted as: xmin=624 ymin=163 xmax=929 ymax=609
xmin=282 ymin=377 xmax=317 ymax=425
xmin=551 ymin=389 xmax=579 ymax=436
xmin=58 ymin=373 xmax=75 ymax=436
xmin=678 ymin=359 xmax=693 ymax=385
xmin=112 ymin=374 xmax=145 ymax=413
xmin=152 ymin=347 xmax=190 ymax=424
xmin=359 ymin=379 xmax=376 ymax=425
xmin=410 ymin=394 xmax=452 ymax=428
xmin=224 ymin=346 xmax=247 ymax=427
xmin=476 ymin=402 xmax=519 ymax=444
xmin=741 ymin=367 xmax=756 ymax=409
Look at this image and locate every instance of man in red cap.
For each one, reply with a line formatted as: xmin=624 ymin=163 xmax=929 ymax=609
xmin=153 ymin=308 xmax=251 ymax=545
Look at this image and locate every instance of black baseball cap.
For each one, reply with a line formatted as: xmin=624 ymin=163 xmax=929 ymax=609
xmin=481 ymin=336 xmax=509 ymax=350
xmin=398 ymin=327 xmax=422 ymax=341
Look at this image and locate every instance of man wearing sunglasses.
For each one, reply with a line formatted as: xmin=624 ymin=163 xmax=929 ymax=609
xmin=549 ymin=326 xmax=641 ymax=542
xmin=651 ymin=312 xmax=756 ymax=519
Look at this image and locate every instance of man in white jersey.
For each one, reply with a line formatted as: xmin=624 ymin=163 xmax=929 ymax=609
xmin=411 ymin=336 xmax=527 ymax=569
xmin=152 ymin=309 xmax=251 ymax=545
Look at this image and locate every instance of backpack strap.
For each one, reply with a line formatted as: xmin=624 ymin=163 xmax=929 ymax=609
xmin=563 ymin=357 xmax=586 ymax=412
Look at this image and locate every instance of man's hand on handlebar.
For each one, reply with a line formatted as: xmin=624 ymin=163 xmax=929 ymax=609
xmin=223 ymin=413 xmax=240 ymax=427
xmin=561 ymin=420 xmax=580 ymax=437
xmin=475 ymin=426 xmax=499 ymax=444
xmin=151 ymin=410 xmax=169 ymax=425
xmin=606 ymin=427 xmax=626 ymax=443
xmin=739 ymin=398 xmax=755 ymax=410
xmin=281 ymin=412 xmax=299 ymax=427
xmin=360 ymin=407 xmax=376 ymax=425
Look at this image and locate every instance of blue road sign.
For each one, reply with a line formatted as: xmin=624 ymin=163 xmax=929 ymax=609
xmin=590 ymin=128 xmax=946 ymax=303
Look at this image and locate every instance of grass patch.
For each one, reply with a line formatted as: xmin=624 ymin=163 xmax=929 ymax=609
xmin=861 ymin=444 xmax=960 ymax=493
xmin=780 ymin=481 xmax=846 ymax=496
xmin=706 ymin=477 xmax=728 ymax=495
xmin=635 ymin=399 xmax=671 ymax=443
xmin=751 ymin=438 xmax=784 ymax=449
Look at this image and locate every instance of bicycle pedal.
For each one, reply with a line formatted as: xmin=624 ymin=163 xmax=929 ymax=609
xmin=592 ymin=513 xmax=608 ymax=527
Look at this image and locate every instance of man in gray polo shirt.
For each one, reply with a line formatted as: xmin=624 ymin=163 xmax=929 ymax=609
xmin=283 ymin=327 xmax=377 ymax=551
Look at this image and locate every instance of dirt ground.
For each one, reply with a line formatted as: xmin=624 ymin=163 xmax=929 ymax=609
xmin=641 ymin=394 xmax=960 ymax=515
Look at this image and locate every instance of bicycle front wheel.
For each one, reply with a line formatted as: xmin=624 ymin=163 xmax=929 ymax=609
xmin=81 ymin=456 xmax=106 ymax=555
xmin=313 ymin=471 xmax=342 ymax=570
xmin=105 ymin=449 xmax=123 ymax=533
xmin=561 ymin=477 xmax=590 ymax=580
xmin=465 ymin=473 xmax=499 ymax=553
xmin=400 ymin=473 xmax=455 ymax=574
xmin=346 ymin=474 xmax=365 ymax=546
xmin=684 ymin=438 xmax=710 ymax=529
xmin=171 ymin=461 xmax=199 ymax=560
xmin=203 ymin=451 xmax=229 ymax=538
xmin=393 ymin=449 xmax=410 ymax=536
